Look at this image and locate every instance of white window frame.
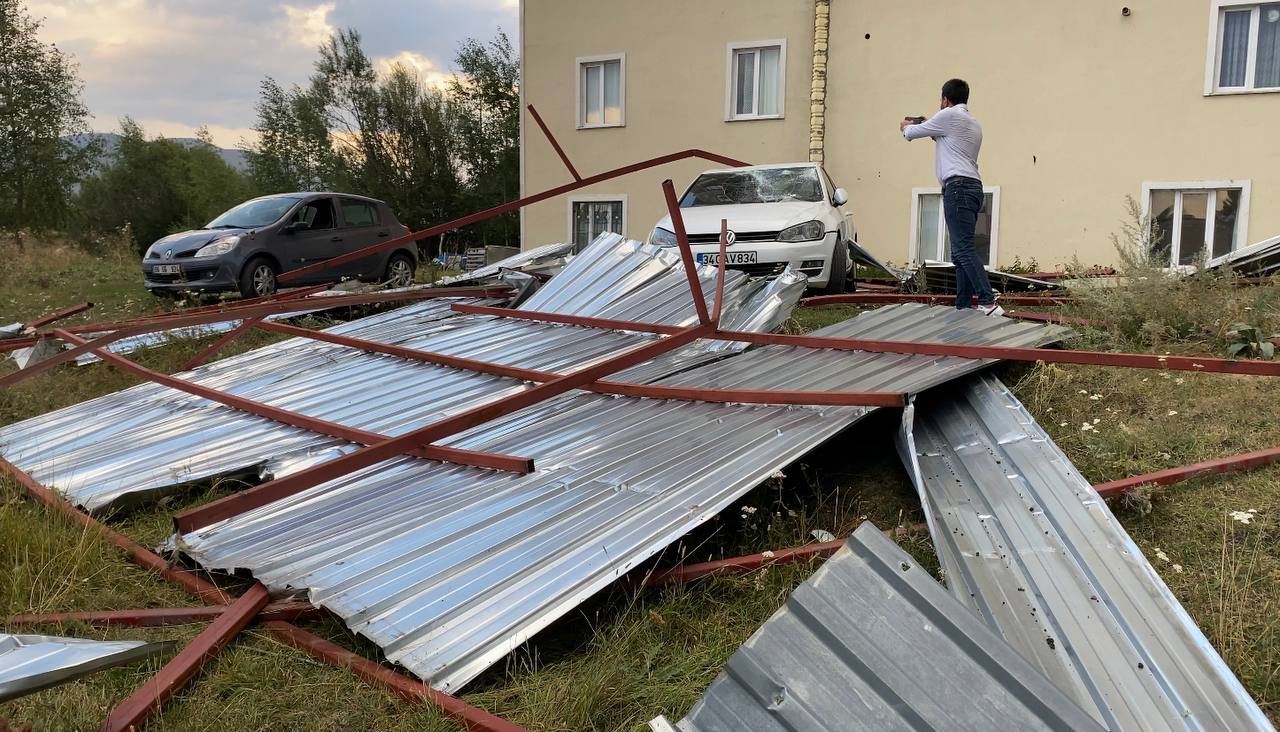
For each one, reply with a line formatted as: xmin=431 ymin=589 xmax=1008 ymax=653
xmin=907 ymin=186 xmax=1001 ymax=266
xmin=1140 ymin=179 xmax=1251 ymax=265
xmin=725 ymin=39 xmax=787 ymax=121
xmin=575 ymin=53 xmax=626 ymax=129
xmin=1205 ymin=1 xmax=1280 ymax=95
xmin=567 ymin=194 xmax=627 ymax=246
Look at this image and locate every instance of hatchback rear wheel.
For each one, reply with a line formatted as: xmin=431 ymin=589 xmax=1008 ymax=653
xmin=238 ymin=257 xmax=278 ymax=298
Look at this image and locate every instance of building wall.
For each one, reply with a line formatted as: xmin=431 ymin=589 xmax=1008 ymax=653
xmin=521 ymin=0 xmax=1280 ymax=268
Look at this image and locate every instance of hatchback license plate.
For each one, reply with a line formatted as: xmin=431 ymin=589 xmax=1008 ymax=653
xmin=697 ymin=251 xmax=757 ymax=265
xmin=154 ymin=264 xmax=181 ymax=275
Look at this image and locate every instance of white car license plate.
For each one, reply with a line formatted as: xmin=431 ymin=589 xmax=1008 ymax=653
xmin=697 ymin=251 xmax=757 ymax=265
xmin=154 ymin=264 xmax=181 ymax=275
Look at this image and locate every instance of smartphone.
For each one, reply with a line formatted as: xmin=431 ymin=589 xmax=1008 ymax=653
xmin=905 ymin=116 xmax=926 ymax=124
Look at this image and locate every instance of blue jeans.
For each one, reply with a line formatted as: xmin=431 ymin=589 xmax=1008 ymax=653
xmin=943 ymin=176 xmax=994 ymax=308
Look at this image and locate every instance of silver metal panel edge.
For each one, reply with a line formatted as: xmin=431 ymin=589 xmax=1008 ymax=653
xmin=0 ymin=633 xmax=172 ymax=702
xmin=663 ymin=522 xmax=1106 ymax=732
xmin=899 ymin=373 xmax=1272 ymax=731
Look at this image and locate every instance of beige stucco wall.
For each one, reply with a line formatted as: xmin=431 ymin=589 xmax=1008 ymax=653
xmin=520 ymin=0 xmax=813 ymax=249
xmin=522 ymin=0 xmax=1280 ymax=269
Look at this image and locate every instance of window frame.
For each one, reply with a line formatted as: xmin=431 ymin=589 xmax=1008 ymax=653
xmin=575 ymin=53 xmax=626 ymax=129
xmin=1205 ymin=1 xmax=1280 ymax=95
xmin=337 ymin=197 xmax=380 ymax=228
xmin=1140 ymin=179 xmax=1251 ymax=266
xmin=724 ymin=39 xmax=787 ymax=121
xmin=567 ymin=194 xmax=627 ymax=247
xmin=907 ymin=186 xmax=1001 ymax=266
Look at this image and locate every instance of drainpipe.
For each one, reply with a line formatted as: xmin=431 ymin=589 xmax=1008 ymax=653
xmin=809 ymin=0 xmax=830 ymax=164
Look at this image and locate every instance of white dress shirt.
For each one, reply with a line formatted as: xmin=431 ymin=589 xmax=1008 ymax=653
xmin=903 ymin=103 xmax=982 ymax=185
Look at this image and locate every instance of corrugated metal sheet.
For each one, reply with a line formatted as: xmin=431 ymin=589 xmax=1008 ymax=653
xmin=437 ymin=241 xmax=576 ymax=285
xmin=898 ymin=373 xmax=1272 ymax=731
xmin=0 ymin=234 xmax=796 ymax=513
xmin=0 ymin=633 xmax=171 ymax=702
xmin=175 ymin=306 xmax=1068 ymax=692
xmin=657 ymin=522 xmax=1105 ymax=732
xmin=1206 ymin=232 xmax=1280 ymax=276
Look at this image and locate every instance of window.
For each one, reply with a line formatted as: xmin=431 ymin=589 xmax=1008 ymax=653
xmin=570 ymin=197 xmax=625 ymax=248
xmin=1207 ymin=2 xmax=1280 ymax=93
xmin=1143 ymin=182 xmax=1250 ymax=265
xmin=340 ymin=199 xmax=379 ymax=227
xmin=910 ymin=187 xmax=1000 ymax=266
xmin=726 ymin=40 xmax=786 ymax=120
xmin=292 ymin=199 xmax=335 ymax=230
xmin=577 ymin=54 xmax=624 ymax=128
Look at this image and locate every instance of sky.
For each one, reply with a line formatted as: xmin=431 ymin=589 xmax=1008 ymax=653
xmin=28 ymin=0 xmax=519 ymax=148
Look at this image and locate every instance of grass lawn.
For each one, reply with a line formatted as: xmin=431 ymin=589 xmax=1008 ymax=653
xmin=2 ymin=238 xmax=1279 ymax=730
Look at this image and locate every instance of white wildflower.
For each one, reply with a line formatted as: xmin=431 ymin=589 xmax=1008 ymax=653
xmin=1154 ymin=548 xmax=1170 ymax=563
xmin=741 ymin=506 xmax=758 ymax=515
xmin=1089 ymin=394 xmax=1103 ymax=401
xmin=1093 ymin=417 xmax=1101 ymax=424
xmin=1172 ymin=564 xmax=1183 ymax=573
xmin=1078 ymin=389 xmax=1089 ymax=395
xmin=770 ymin=470 xmax=786 ymax=480
xmin=1081 ymin=422 xmax=1096 ymax=432
xmin=761 ymin=550 xmax=775 ymax=559
xmin=1167 ymin=410 xmax=1178 ymax=416
xmin=1229 ymin=510 xmax=1256 ymax=524
xmin=811 ymin=529 xmax=836 ymax=542
xmin=1059 ymin=421 xmax=1068 ymax=427
xmin=1175 ymin=378 xmax=1185 ymax=385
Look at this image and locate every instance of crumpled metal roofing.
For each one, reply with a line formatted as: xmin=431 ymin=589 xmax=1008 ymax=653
xmin=898 ymin=373 xmax=1272 ymax=731
xmin=0 ymin=633 xmax=171 ymax=702
xmin=437 ymin=241 xmax=576 ymax=286
xmin=175 ymin=305 xmax=1068 ymax=692
xmin=0 ymin=234 xmax=797 ymax=514
xmin=655 ymin=522 xmax=1105 ymax=732
xmin=1206 ymin=232 xmax=1280 ymax=277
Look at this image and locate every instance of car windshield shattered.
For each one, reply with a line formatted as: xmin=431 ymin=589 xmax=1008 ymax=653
xmin=680 ymin=167 xmax=824 ymax=207
xmin=206 ymin=197 xmax=301 ymax=229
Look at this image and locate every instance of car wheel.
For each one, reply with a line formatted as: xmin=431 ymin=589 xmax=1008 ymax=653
xmin=238 ymin=257 xmax=278 ymax=298
xmin=384 ymin=253 xmax=415 ymax=288
xmin=819 ymin=240 xmax=848 ymax=295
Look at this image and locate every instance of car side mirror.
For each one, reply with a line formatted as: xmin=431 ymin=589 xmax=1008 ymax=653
xmin=832 ymin=188 xmax=849 ymax=207
xmin=286 ymin=220 xmax=311 ymax=234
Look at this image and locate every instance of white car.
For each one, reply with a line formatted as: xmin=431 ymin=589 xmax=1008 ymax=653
xmin=647 ymin=162 xmax=857 ymax=293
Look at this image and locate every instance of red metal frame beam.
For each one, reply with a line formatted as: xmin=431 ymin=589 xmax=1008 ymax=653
xmin=661 ymin=179 xmax=712 ymax=324
xmin=0 ymin=286 xmax=511 ymax=390
xmin=178 ymin=284 xmax=334 ymax=370
xmin=102 ymin=583 xmax=271 ymax=732
xmin=278 ymin=149 xmax=750 ymax=285
xmin=5 ymin=602 xmax=322 ymax=629
xmin=711 ymin=220 xmax=728 ymax=324
xmin=264 ymin=622 xmax=529 ymax=732
xmin=23 ymin=302 xmax=94 ymax=330
xmin=61 ymin=283 xmax=334 ymax=335
xmin=0 ymin=458 xmax=231 ymax=605
xmin=526 ymin=104 xmax=581 ymax=182
xmin=1004 ymin=310 xmax=1099 ymax=327
xmin=51 ymin=329 xmax=533 ymax=474
xmin=800 ymin=292 xmax=1073 ymax=307
xmin=1093 ymin=445 xmax=1280 ymax=498
xmin=255 ymin=321 xmax=906 ymax=407
xmin=175 ymin=322 xmax=715 ymax=533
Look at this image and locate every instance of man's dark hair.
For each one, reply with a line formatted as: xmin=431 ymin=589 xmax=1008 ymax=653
xmin=941 ymin=78 xmax=970 ymax=105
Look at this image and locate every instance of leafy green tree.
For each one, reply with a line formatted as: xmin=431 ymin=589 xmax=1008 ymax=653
xmin=0 ymin=0 xmax=96 ymax=243
xmin=76 ymin=118 xmax=250 ymax=251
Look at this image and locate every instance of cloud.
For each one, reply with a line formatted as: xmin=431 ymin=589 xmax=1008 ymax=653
xmin=132 ymin=119 xmax=259 ymax=148
xmin=374 ymin=51 xmax=455 ymax=90
xmin=282 ymin=2 xmax=336 ymax=50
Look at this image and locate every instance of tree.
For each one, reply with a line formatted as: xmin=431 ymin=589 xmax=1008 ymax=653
xmin=76 ymin=118 xmax=251 ymax=251
xmin=0 ymin=0 xmax=96 ymax=243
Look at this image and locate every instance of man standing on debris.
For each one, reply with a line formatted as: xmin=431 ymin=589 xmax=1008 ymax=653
xmin=900 ymin=79 xmax=1002 ymax=316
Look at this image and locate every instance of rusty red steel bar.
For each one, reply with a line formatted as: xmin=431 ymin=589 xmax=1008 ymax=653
xmin=102 ymin=583 xmax=271 ymax=732
xmin=175 ymin=322 xmax=716 ymax=533
xmin=1093 ymin=445 xmax=1280 ymax=498
xmin=254 ymin=321 xmax=907 ymax=407
xmin=711 ymin=219 xmax=728 ymax=324
xmin=278 ymin=148 xmax=750 ymax=285
xmin=1004 ymin=309 xmax=1099 ymax=327
xmin=0 ymin=286 xmax=512 ymax=390
xmin=526 ymin=104 xmax=580 ymax=182
xmin=5 ymin=602 xmax=322 ymax=629
xmin=800 ymin=292 xmax=1073 ymax=307
xmin=51 ymin=329 xmax=533 ymax=474
xmin=178 ymin=284 xmax=333 ymax=371
xmin=61 ymin=283 xmax=335 ymax=335
xmin=0 ymin=457 xmax=231 ymax=605
xmin=23 ymin=302 xmax=94 ymax=330
xmin=661 ymin=178 xmax=712 ymax=325
xmin=448 ymin=304 xmax=1280 ymax=377
xmin=264 ymin=622 xmax=529 ymax=732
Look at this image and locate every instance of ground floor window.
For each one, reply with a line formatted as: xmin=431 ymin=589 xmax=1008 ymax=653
xmin=1143 ymin=182 xmax=1249 ymax=265
xmin=910 ymin=187 xmax=999 ymax=266
xmin=570 ymin=198 xmax=625 ymax=248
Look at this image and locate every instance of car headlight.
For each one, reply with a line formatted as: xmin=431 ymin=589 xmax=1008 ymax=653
xmin=777 ymin=221 xmax=825 ymax=242
xmin=194 ymin=235 xmax=241 ymax=258
xmin=648 ymin=226 xmax=678 ymax=247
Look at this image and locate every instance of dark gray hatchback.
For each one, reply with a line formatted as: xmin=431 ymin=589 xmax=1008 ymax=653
xmin=142 ymin=192 xmax=415 ymax=298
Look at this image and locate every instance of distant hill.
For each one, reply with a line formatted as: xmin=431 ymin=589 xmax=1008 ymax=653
xmin=65 ymin=132 xmax=249 ymax=173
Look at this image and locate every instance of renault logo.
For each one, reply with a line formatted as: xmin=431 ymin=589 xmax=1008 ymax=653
xmin=164 ymin=249 xmax=173 ymax=260
xmin=725 ymin=230 xmax=737 ymax=246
